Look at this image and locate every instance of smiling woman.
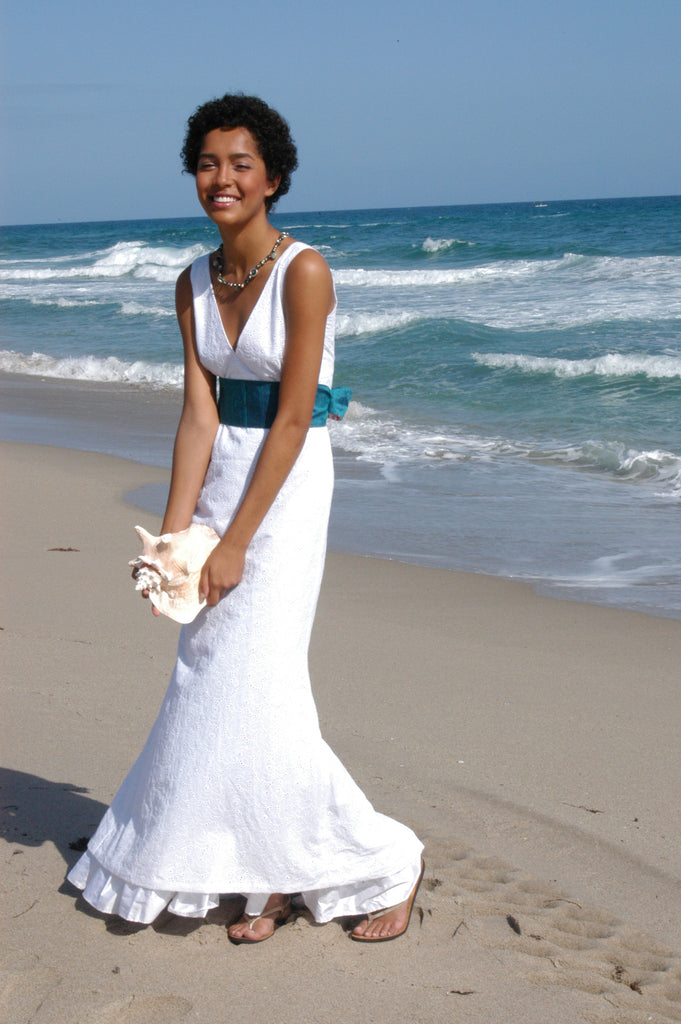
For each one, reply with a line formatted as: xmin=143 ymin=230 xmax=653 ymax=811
xmin=193 ymin=126 xmax=286 ymax=295
xmin=180 ymin=94 xmax=298 ymax=213
xmin=67 ymin=92 xmax=424 ymax=946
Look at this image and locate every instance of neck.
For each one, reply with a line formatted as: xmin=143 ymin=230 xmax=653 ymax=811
xmin=217 ymin=217 xmax=278 ymax=274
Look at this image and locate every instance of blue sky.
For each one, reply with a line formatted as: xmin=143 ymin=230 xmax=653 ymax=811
xmin=1 ymin=0 xmax=679 ymax=224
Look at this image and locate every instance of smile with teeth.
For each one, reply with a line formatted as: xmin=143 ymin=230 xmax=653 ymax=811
xmin=211 ymin=194 xmax=240 ymax=206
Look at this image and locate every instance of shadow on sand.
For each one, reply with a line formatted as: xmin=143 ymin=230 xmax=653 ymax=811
xmin=0 ymin=766 xmax=105 ymax=862
xmin=0 ymin=766 xmax=247 ymax=935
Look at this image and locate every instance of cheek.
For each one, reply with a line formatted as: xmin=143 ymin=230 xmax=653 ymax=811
xmin=195 ymin=177 xmax=214 ymax=205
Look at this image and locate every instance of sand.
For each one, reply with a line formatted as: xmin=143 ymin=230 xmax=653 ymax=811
xmin=2 ymin=439 xmax=680 ymax=1024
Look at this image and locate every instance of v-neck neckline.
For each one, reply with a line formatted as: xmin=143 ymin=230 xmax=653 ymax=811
xmin=208 ymin=247 xmax=289 ymax=353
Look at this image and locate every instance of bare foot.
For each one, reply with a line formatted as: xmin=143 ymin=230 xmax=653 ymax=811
xmin=227 ymin=893 xmax=291 ymax=944
xmin=350 ymin=859 xmax=425 ymax=943
xmin=351 ymin=899 xmax=412 ymax=940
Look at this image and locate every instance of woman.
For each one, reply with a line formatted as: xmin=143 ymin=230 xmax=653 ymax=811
xmin=68 ymin=94 xmax=424 ymax=943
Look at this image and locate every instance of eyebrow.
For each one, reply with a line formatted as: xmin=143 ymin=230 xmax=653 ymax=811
xmin=198 ymin=151 xmax=255 ymax=160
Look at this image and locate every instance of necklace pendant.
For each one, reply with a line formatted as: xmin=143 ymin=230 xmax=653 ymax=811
xmin=213 ymin=231 xmax=289 ymax=291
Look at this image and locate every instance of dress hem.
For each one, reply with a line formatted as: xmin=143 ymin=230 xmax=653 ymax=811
xmin=67 ymin=845 xmax=424 ymax=925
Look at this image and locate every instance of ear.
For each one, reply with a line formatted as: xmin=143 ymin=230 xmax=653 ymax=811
xmin=265 ymin=174 xmax=281 ymax=197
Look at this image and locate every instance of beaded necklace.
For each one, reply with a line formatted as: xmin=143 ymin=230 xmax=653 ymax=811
xmin=212 ymin=232 xmax=289 ymax=291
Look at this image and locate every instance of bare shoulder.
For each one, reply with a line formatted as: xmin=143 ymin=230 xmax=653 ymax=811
xmin=284 ymin=247 xmax=333 ymax=308
xmin=285 ymin=246 xmax=332 ymax=287
xmin=176 ymin=264 xmax=193 ymax=303
xmin=175 ymin=266 xmax=195 ymax=324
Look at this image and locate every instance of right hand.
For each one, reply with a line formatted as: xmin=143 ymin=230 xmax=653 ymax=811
xmin=199 ymin=539 xmax=246 ymax=607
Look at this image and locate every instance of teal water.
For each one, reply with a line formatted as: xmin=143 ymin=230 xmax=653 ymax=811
xmin=2 ymin=197 xmax=680 ymax=616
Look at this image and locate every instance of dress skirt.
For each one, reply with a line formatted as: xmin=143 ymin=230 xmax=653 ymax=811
xmin=68 ymin=422 xmax=423 ymax=924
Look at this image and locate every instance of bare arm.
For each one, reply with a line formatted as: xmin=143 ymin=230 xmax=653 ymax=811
xmin=199 ymin=248 xmax=334 ymax=606
xmin=162 ymin=267 xmax=219 ymax=534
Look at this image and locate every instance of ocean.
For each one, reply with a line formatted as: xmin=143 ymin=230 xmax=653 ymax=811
xmin=2 ymin=196 xmax=680 ymax=618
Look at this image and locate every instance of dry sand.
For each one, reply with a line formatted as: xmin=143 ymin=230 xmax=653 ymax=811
xmin=2 ymin=440 xmax=680 ymax=1024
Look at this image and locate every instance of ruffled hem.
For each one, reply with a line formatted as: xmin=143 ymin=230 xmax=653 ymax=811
xmin=67 ymin=850 xmax=220 ymax=924
xmin=67 ymin=848 xmax=424 ymax=925
xmin=300 ymin=857 xmax=422 ymax=923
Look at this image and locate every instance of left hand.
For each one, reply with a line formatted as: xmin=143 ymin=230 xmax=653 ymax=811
xmin=199 ymin=538 xmax=246 ymax=606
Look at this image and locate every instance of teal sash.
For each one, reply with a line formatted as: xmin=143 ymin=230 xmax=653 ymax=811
xmin=218 ymin=378 xmax=352 ymax=429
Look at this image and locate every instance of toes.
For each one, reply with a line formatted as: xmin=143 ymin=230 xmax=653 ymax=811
xmin=352 ymin=905 xmax=408 ymax=940
xmin=229 ymin=916 xmax=276 ymax=942
xmin=371 ymin=918 xmax=393 ymax=939
xmin=228 ymin=918 xmax=256 ymax=940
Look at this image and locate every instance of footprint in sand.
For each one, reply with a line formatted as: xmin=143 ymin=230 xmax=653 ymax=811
xmin=422 ymin=837 xmax=681 ymax=1024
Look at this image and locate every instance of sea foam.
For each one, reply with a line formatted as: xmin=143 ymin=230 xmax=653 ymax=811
xmin=336 ymin=310 xmax=422 ymax=336
xmin=421 ymin=237 xmax=473 ymax=253
xmin=472 ymin=351 xmax=681 ymax=380
xmin=0 ymin=349 xmax=183 ymax=388
xmin=0 ymin=241 xmax=208 ymax=283
xmin=329 ymin=409 xmax=681 ymax=497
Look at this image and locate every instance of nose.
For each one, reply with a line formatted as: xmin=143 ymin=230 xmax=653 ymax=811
xmin=216 ymin=162 xmax=234 ymax=189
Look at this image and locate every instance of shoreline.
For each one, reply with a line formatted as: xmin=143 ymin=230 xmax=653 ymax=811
xmin=2 ymin=370 xmax=680 ymax=622
xmin=2 ymin=438 xmax=680 ymax=1022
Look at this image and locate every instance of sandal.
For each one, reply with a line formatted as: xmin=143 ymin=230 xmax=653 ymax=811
xmin=350 ymin=859 xmax=425 ymax=943
xmin=227 ymin=899 xmax=292 ymax=945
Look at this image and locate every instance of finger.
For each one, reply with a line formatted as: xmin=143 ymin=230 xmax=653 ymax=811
xmin=151 ymin=604 xmax=161 ymax=617
xmin=199 ymin=567 xmax=210 ymax=602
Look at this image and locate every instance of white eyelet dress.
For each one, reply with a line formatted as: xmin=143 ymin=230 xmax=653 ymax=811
xmin=68 ymin=242 xmax=423 ymax=924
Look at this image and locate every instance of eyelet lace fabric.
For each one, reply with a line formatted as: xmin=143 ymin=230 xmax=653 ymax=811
xmin=68 ymin=245 xmax=423 ymax=924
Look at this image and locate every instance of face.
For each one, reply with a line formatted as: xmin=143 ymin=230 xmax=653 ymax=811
xmin=195 ymin=127 xmax=280 ymax=226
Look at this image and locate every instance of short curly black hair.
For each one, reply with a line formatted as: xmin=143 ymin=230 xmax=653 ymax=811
xmin=181 ymin=94 xmax=298 ymax=212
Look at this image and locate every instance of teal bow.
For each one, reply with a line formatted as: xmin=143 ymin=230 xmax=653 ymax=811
xmin=312 ymin=385 xmax=353 ymax=425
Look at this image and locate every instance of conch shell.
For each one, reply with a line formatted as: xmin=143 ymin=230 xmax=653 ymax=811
xmin=129 ymin=523 xmax=220 ymax=623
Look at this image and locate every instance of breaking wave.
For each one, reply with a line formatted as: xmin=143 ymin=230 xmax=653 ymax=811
xmin=472 ymin=351 xmax=681 ymax=380
xmin=421 ymin=236 xmax=473 ymax=253
xmin=0 ymin=349 xmax=183 ymax=388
